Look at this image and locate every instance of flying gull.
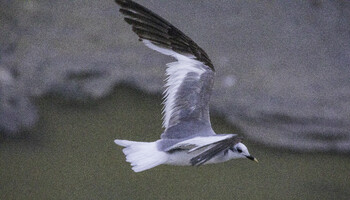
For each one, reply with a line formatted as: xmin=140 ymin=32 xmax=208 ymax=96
xmin=114 ymin=0 xmax=258 ymax=172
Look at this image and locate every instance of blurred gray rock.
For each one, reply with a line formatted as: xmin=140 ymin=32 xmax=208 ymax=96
xmin=0 ymin=0 xmax=349 ymax=152
xmin=0 ymin=67 xmax=38 ymax=135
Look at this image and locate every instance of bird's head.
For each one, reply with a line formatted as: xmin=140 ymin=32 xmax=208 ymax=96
xmin=230 ymin=142 xmax=258 ymax=163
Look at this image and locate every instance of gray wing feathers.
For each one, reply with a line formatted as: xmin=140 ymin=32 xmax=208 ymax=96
xmin=168 ymin=70 xmax=214 ymax=126
xmin=161 ymin=68 xmax=215 ymax=139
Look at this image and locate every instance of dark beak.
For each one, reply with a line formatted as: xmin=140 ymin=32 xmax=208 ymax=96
xmin=246 ymin=155 xmax=259 ymax=163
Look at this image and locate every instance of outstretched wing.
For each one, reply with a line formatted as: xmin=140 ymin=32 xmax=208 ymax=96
xmin=116 ymin=0 xmax=216 ymax=139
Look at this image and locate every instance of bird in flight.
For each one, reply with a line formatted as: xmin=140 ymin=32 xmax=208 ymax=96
xmin=114 ymin=0 xmax=258 ymax=172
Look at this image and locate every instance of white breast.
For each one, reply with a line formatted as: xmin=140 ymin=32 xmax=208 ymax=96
xmin=165 ymin=147 xmax=231 ymax=166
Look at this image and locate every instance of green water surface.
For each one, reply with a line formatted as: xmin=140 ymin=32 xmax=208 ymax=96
xmin=1 ymin=86 xmax=349 ymax=200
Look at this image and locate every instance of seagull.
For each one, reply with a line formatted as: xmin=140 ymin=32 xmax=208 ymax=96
xmin=114 ymin=0 xmax=258 ymax=172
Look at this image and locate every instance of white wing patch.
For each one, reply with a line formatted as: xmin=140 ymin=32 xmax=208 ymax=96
xmin=143 ymin=40 xmax=207 ymax=128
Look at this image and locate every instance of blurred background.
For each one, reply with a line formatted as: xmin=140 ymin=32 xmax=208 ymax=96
xmin=1 ymin=0 xmax=349 ymax=199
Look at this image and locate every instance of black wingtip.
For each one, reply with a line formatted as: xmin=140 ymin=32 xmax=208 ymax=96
xmin=115 ymin=0 xmax=130 ymax=6
xmin=190 ymin=156 xmax=205 ymax=166
xmin=115 ymin=0 xmax=138 ymax=9
xmin=114 ymin=0 xmax=215 ymax=70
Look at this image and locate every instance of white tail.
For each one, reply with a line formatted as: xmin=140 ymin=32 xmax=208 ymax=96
xmin=114 ymin=139 xmax=168 ymax=172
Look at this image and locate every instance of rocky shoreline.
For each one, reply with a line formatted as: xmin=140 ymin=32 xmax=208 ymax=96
xmin=1 ymin=0 xmax=349 ymax=152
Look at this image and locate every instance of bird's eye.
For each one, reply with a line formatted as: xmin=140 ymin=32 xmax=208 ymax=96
xmin=237 ymin=148 xmax=242 ymax=153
